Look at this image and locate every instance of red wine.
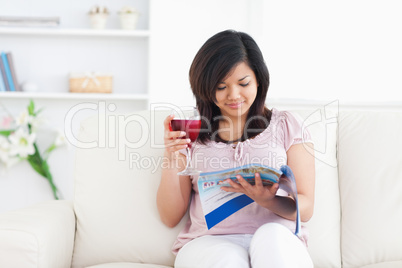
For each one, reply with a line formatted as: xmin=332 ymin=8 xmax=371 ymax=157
xmin=171 ymin=119 xmax=201 ymax=142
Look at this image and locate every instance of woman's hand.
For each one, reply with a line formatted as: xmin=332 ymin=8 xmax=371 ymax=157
xmin=163 ymin=114 xmax=191 ymax=159
xmin=221 ymin=173 xmax=279 ymax=208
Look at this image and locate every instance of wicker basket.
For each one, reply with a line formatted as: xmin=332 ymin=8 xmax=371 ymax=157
xmin=69 ymin=72 xmax=113 ymax=93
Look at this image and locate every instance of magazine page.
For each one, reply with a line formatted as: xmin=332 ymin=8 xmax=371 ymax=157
xmin=197 ymin=164 xmax=282 ymax=229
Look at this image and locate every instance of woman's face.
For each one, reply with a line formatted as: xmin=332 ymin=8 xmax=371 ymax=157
xmin=215 ymin=62 xmax=258 ymax=122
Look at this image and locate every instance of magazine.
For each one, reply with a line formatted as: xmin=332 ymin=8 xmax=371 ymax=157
xmin=197 ymin=164 xmax=301 ymax=237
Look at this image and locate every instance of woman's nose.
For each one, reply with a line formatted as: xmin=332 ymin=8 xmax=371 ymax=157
xmin=227 ymin=86 xmax=241 ymax=100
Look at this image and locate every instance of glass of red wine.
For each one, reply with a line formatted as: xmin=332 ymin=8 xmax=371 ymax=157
xmin=170 ymin=107 xmax=201 ymax=175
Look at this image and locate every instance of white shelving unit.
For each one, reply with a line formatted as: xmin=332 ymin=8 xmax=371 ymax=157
xmin=0 ymin=91 xmax=149 ymax=100
xmin=0 ymin=0 xmax=150 ymax=100
xmin=0 ymin=0 xmax=151 ymax=213
xmin=0 ymin=27 xmax=150 ymax=38
xmin=0 ymin=26 xmax=150 ymax=99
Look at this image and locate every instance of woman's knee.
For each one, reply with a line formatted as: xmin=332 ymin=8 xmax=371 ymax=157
xmin=175 ymin=236 xmax=250 ymax=268
xmin=253 ymin=223 xmax=293 ymax=242
xmin=250 ymin=223 xmax=313 ymax=268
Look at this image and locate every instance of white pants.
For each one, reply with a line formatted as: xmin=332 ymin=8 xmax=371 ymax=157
xmin=174 ymin=223 xmax=313 ymax=268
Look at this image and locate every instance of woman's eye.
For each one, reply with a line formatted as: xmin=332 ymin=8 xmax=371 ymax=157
xmin=240 ymin=82 xmax=250 ymax=87
xmin=217 ymin=86 xmax=226 ymax=90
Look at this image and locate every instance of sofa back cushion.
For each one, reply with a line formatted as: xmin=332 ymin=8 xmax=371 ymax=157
xmin=71 ymin=110 xmax=186 ymax=268
xmin=338 ymin=110 xmax=402 ymax=268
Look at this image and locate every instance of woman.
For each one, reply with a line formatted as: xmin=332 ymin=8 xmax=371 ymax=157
xmin=157 ymin=30 xmax=315 ymax=268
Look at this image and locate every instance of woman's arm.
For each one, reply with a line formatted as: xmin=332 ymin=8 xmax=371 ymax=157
xmin=260 ymin=143 xmax=315 ymax=222
xmin=285 ymin=142 xmax=315 ymax=221
xmin=156 ymin=115 xmax=193 ymax=228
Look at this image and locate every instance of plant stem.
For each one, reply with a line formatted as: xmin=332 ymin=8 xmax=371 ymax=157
xmin=28 ymin=143 xmax=59 ymax=200
xmin=42 ymin=159 xmax=59 ymax=200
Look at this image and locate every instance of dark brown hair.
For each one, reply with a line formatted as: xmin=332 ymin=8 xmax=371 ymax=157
xmin=190 ymin=30 xmax=271 ymax=144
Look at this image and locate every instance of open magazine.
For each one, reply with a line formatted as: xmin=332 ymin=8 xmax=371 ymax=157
xmin=197 ymin=164 xmax=301 ymax=238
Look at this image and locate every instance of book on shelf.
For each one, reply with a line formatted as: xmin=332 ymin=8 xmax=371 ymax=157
xmin=0 ymin=57 xmax=8 ymax=92
xmin=0 ymin=55 xmax=10 ymax=91
xmin=0 ymin=63 xmax=6 ymax=91
xmin=0 ymin=16 xmax=60 ymax=27
xmin=0 ymin=52 xmax=17 ymax=92
xmin=197 ymin=164 xmax=301 ymax=237
xmin=6 ymin=53 xmax=20 ymax=91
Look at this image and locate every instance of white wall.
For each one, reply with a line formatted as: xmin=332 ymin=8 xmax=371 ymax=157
xmin=258 ymin=0 xmax=402 ymax=103
xmin=149 ymin=0 xmax=402 ymax=104
xmin=149 ymin=0 xmax=250 ymax=106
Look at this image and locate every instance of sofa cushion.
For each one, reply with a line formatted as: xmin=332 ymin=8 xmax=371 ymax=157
xmin=358 ymin=261 xmax=402 ymax=268
xmin=72 ymin=110 xmax=186 ymax=268
xmin=87 ymin=262 xmax=172 ymax=268
xmin=0 ymin=200 xmax=75 ymax=268
xmin=338 ymin=110 xmax=402 ymax=268
xmin=292 ymin=108 xmax=341 ymax=268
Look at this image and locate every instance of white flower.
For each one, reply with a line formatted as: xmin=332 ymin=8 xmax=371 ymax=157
xmin=1 ymin=155 xmax=20 ymax=169
xmin=15 ymin=109 xmax=33 ymax=127
xmin=8 ymin=128 xmax=36 ymax=158
xmin=54 ymin=131 xmax=67 ymax=147
xmin=30 ymin=114 xmax=46 ymax=132
xmin=0 ymin=135 xmax=11 ymax=163
xmin=0 ymin=135 xmax=20 ymax=168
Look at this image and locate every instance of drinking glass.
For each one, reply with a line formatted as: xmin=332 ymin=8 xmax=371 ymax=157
xmin=170 ymin=107 xmax=201 ymax=175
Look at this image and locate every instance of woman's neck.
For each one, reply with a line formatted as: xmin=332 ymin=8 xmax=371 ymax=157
xmin=218 ymin=117 xmax=246 ymax=143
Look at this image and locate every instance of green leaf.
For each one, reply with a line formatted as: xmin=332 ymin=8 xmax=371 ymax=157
xmin=27 ymin=143 xmax=59 ymax=200
xmin=27 ymin=158 xmax=45 ymax=177
xmin=27 ymin=143 xmax=46 ymax=177
xmin=34 ymin=107 xmax=44 ymax=116
xmin=41 ymin=159 xmax=59 ymax=200
xmin=0 ymin=129 xmax=14 ymax=136
xmin=27 ymin=155 xmax=46 ymax=177
xmin=44 ymin=143 xmax=57 ymax=159
xmin=27 ymin=100 xmax=35 ymax=116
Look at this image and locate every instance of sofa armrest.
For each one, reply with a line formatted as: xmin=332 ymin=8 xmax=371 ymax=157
xmin=0 ymin=200 xmax=75 ymax=268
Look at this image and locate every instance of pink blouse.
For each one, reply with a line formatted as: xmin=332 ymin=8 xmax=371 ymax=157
xmin=172 ymin=108 xmax=313 ymax=254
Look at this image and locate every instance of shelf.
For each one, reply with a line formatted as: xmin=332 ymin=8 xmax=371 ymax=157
xmin=0 ymin=27 xmax=150 ymax=38
xmin=0 ymin=91 xmax=149 ymax=101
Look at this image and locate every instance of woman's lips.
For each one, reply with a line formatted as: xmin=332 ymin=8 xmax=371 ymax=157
xmin=226 ymin=101 xmax=244 ymax=109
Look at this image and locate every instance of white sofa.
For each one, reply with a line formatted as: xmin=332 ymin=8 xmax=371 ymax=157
xmin=1 ymin=103 xmax=402 ymax=268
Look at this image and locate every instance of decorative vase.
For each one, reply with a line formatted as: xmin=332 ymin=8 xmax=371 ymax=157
xmin=89 ymin=13 xmax=108 ymax=29
xmin=119 ymin=13 xmax=139 ymax=30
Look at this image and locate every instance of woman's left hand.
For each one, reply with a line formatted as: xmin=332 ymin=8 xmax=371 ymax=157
xmin=220 ymin=173 xmax=279 ymax=207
